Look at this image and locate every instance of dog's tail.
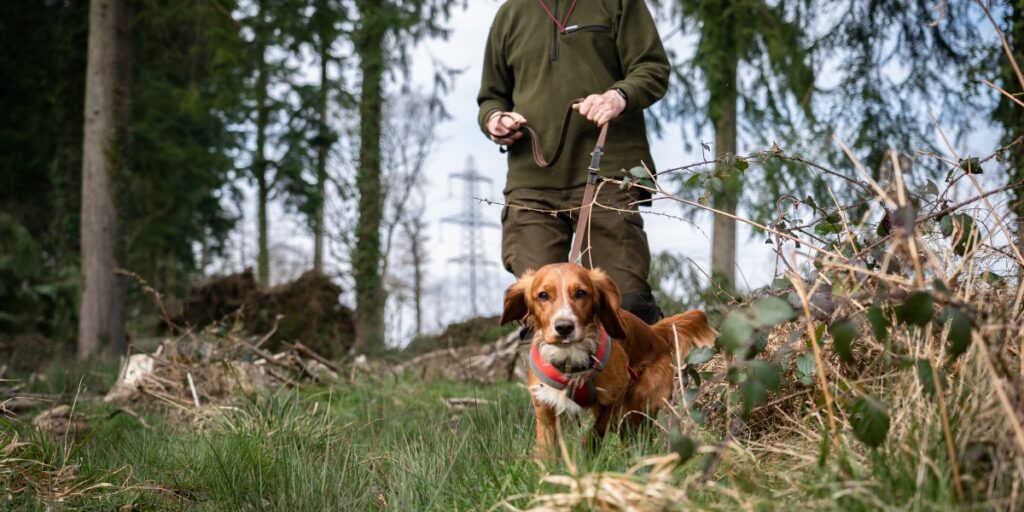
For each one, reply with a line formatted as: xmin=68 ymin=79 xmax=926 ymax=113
xmin=652 ymin=310 xmax=716 ymax=357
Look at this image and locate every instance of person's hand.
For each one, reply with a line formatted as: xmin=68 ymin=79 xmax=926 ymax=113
xmin=487 ymin=111 xmax=527 ymax=145
xmin=573 ymin=90 xmax=626 ymax=127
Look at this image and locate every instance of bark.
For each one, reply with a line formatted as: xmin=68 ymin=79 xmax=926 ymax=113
xmin=403 ymin=217 xmax=426 ymax=337
xmin=78 ymin=0 xmax=130 ymax=360
xmin=1006 ymin=2 xmax=1024 ymax=254
xmin=709 ymin=30 xmax=739 ymax=291
xmin=254 ymin=6 xmax=270 ymax=285
xmin=351 ymin=25 xmax=386 ymax=353
xmin=314 ymin=36 xmax=329 ymax=273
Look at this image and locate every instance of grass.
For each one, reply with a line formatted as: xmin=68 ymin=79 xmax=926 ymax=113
xmin=1 ymin=371 xmax=680 ymax=511
xmin=4 ymin=363 xmax=1012 ymax=511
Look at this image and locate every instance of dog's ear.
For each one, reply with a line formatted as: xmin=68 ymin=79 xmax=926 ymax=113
xmin=589 ymin=269 xmax=625 ymax=339
xmin=500 ymin=270 xmax=534 ymax=325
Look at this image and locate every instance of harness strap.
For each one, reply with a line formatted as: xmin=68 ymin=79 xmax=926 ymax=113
xmin=528 ymin=329 xmax=612 ymax=408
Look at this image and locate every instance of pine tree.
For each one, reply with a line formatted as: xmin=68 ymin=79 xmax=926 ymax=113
xmin=348 ymin=0 xmax=462 ymax=353
xmin=658 ymin=0 xmax=815 ymax=290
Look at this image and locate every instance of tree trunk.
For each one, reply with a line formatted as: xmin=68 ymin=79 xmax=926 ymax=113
xmin=351 ymin=26 xmax=386 ymax=353
xmin=254 ymin=12 xmax=270 ymax=285
xmin=1005 ymin=2 xmax=1024 ymax=254
xmin=710 ymin=41 xmax=739 ymax=291
xmin=314 ymin=38 xmax=328 ymax=273
xmin=78 ymin=0 xmax=130 ymax=360
xmin=405 ymin=217 xmax=426 ymax=338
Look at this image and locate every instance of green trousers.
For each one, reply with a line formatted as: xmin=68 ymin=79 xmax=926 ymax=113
xmin=501 ymin=184 xmax=662 ymax=324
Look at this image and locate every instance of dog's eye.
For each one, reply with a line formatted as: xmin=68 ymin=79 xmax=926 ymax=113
xmin=537 ymin=291 xmax=550 ymax=301
xmin=574 ymin=289 xmax=588 ymax=299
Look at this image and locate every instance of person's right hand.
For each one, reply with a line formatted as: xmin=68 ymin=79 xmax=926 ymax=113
xmin=486 ymin=111 xmax=527 ymax=145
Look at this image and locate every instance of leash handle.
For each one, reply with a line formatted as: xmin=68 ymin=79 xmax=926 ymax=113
xmin=489 ymin=99 xmax=586 ymax=168
xmin=569 ymin=122 xmax=610 ymax=264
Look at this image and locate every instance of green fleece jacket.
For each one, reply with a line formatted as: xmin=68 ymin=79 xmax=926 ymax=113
xmin=477 ymin=0 xmax=670 ymax=194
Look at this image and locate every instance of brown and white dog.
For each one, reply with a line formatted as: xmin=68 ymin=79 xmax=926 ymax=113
xmin=500 ymin=263 xmax=715 ymax=456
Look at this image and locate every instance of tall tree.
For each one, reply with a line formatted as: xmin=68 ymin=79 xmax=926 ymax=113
xmin=822 ymin=1 xmax=987 ymax=175
xmin=659 ymin=0 xmax=815 ymax=290
xmin=347 ymin=0 xmax=462 ymax=353
xmin=78 ymin=0 xmax=132 ymax=359
xmin=278 ymin=0 xmax=350 ymax=274
xmin=243 ymin=0 xmax=309 ymax=285
xmin=311 ymin=0 xmax=345 ymax=272
xmin=122 ymin=0 xmax=247 ymax=298
xmin=993 ymin=2 xmax=1024 ymax=247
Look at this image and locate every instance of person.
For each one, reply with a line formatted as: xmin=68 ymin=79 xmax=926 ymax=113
xmin=477 ymin=0 xmax=670 ymax=324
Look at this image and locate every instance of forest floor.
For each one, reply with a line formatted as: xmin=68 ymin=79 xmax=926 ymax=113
xmin=1 ymin=352 xmax=1006 ymax=511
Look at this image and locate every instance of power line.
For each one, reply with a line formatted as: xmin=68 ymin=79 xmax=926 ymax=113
xmin=441 ymin=156 xmax=499 ymax=317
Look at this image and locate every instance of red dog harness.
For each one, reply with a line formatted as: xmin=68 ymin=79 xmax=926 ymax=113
xmin=529 ymin=330 xmax=613 ymax=408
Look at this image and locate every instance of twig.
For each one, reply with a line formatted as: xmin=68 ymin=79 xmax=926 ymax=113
xmin=186 ymin=372 xmax=201 ymax=408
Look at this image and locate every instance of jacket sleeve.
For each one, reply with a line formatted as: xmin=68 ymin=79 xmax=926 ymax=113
xmin=477 ymin=9 xmax=513 ymax=135
xmin=610 ymin=0 xmax=670 ymax=114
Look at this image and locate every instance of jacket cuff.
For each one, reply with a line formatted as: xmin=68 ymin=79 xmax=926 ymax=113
xmin=609 ymin=81 xmax=640 ymax=114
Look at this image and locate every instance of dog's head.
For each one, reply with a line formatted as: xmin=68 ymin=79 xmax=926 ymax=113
xmin=500 ymin=263 xmax=626 ymax=344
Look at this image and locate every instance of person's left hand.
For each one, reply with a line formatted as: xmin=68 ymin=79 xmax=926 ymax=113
xmin=573 ymin=90 xmax=626 ymax=127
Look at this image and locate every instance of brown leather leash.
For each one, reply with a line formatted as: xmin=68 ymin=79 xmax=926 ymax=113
xmin=489 ymin=99 xmax=610 ymax=264
xmin=569 ymin=123 xmax=609 ymax=264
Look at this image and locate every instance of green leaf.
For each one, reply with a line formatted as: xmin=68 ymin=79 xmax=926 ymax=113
xmin=750 ymin=331 xmax=770 ymax=357
xmin=796 ymin=352 xmax=816 ymax=386
xmin=922 ymin=180 xmax=939 ymax=198
xmin=685 ymin=173 xmax=701 ymax=186
xmin=943 ymin=307 xmax=972 ymax=361
xmin=939 ymin=215 xmax=954 ymax=237
xmin=867 ymin=307 xmax=889 ymax=343
xmin=751 ymin=296 xmax=797 ymax=326
xmin=740 ymin=360 xmax=781 ymax=415
xmin=628 ymin=166 xmax=647 ymax=179
xmin=897 ymin=292 xmax=934 ymax=326
xmin=979 ymin=271 xmax=1005 ymax=287
xmin=848 ymin=395 xmax=891 ymax=448
xmin=815 ymin=222 xmax=842 ymax=236
xmin=958 ymin=157 xmax=983 ymax=174
xmin=735 ymin=158 xmax=749 ymax=172
xmin=771 ymin=277 xmax=791 ymax=289
xmin=829 ymin=319 xmax=858 ymax=363
xmin=916 ymin=359 xmax=937 ymax=396
xmin=718 ymin=312 xmax=755 ymax=357
xmin=686 ymin=346 xmax=715 ymax=366
xmin=804 ymin=195 xmax=819 ymax=210
xmin=944 ymin=214 xmax=978 ymax=256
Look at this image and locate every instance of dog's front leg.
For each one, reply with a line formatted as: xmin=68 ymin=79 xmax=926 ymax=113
xmin=533 ymin=403 xmax=559 ymax=460
xmin=585 ymin=406 xmax=614 ymax=453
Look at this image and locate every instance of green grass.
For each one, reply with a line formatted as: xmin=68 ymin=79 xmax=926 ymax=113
xmin=2 ymin=362 xmax=1016 ymax=511
xmin=2 ymin=376 xmax=674 ymax=510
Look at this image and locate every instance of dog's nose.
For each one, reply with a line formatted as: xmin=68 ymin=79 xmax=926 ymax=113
xmin=554 ymin=320 xmax=574 ymax=338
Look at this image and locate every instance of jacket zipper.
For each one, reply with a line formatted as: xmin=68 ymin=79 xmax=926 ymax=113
xmin=563 ymin=24 xmax=611 ymax=35
xmin=551 ymin=0 xmax=559 ymax=61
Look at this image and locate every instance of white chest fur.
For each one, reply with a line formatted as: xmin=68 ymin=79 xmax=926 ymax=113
xmin=537 ymin=336 xmax=598 ymax=370
xmin=530 ymin=382 xmax=583 ymax=416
